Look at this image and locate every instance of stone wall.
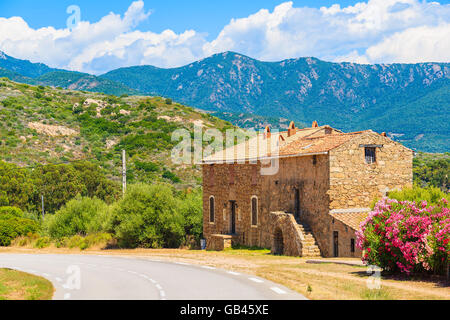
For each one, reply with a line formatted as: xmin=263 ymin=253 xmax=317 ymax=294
xmin=269 ymin=212 xmax=303 ymax=256
xmin=202 ymin=163 xmax=263 ymax=247
xmin=259 ymin=155 xmax=331 ymax=255
xmin=330 ymin=219 xmax=362 ymax=258
xmin=328 ymin=131 xmax=413 ymax=210
xmin=206 ymin=234 xmax=233 ymax=251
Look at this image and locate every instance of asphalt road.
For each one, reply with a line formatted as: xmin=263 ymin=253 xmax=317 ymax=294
xmin=0 ymin=254 xmax=307 ymax=300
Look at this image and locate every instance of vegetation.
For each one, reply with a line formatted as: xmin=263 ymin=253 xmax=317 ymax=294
xmin=111 ymin=183 xmax=201 ymax=249
xmin=0 ymin=78 xmax=234 ymax=189
xmin=413 ymin=152 xmax=449 ymax=192
xmin=0 ymin=268 xmax=54 ymax=300
xmin=44 ymin=196 xmax=111 ymax=239
xmin=0 ymin=206 xmax=39 ymax=246
xmin=388 ymin=185 xmax=449 ymax=205
xmin=357 ymin=197 xmax=449 ymax=275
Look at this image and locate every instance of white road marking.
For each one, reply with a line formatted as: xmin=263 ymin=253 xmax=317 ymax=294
xmin=160 ymin=291 xmax=166 ymax=298
xmin=64 ymin=293 xmax=71 ymax=300
xmin=55 ymin=277 xmax=63 ymax=282
xmin=43 ymin=273 xmax=50 ymax=277
xmin=201 ymin=266 xmax=216 ymax=270
xmin=156 ymin=284 xmax=162 ymax=290
xmin=148 ymin=279 xmax=156 ymax=284
xmin=128 ymin=270 xmax=138 ymax=275
xmin=175 ymin=262 xmax=189 ymax=265
xmin=227 ymin=271 xmax=240 ymax=276
xmin=249 ymin=278 xmax=264 ymax=283
xmin=271 ymin=287 xmax=287 ymax=294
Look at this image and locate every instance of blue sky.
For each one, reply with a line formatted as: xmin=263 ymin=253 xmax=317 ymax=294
xmin=0 ymin=0 xmax=374 ymax=37
xmin=0 ymin=0 xmax=449 ymax=74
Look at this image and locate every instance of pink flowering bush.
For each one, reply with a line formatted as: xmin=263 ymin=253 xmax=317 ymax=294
xmin=356 ymin=198 xmax=449 ymax=275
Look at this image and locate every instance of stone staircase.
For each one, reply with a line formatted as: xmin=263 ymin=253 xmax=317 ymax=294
xmin=270 ymin=211 xmax=322 ymax=257
xmin=295 ymin=221 xmax=321 ymax=257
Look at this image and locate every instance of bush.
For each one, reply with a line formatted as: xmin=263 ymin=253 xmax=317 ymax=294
xmin=45 ymin=196 xmax=110 ymax=239
xmin=0 ymin=217 xmax=40 ymax=246
xmin=0 ymin=206 xmax=24 ymax=219
xmin=388 ymin=185 xmax=449 ymax=206
xmin=357 ymin=197 xmax=449 ymax=275
xmin=178 ymin=189 xmax=203 ymax=247
xmin=111 ymin=184 xmax=185 ymax=248
xmin=34 ymin=236 xmax=51 ymax=249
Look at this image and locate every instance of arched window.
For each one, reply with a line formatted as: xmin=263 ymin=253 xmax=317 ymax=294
xmin=251 ymin=196 xmax=258 ymax=226
xmin=209 ymin=196 xmax=215 ymax=223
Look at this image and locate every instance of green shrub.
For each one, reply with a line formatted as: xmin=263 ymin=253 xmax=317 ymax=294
xmin=45 ymin=196 xmax=110 ymax=239
xmin=388 ymin=185 xmax=449 ymax=206
xmin=34 ymin=236 xmax=51 ymax=249
xmin=162 ymin=169 xmax=181 ymax=183
xmin=178 ymin=189 xmax=203 ymax=247
xmin=111 ymin=183 xmax=185 ymax=248
xmin=0 ymin=217 xmax=39 ymax=246
xmin=0 ymin=206 xmax=24 ymax=218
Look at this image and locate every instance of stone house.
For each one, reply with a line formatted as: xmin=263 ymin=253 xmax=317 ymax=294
xmin=202 ymin=122 xmax=413 ymax=257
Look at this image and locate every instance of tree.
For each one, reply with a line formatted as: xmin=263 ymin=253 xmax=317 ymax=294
xmin=111 ymin=183 xmax=185 ymax=248
xmin=0 ymin=161 xmax=36 ymax=211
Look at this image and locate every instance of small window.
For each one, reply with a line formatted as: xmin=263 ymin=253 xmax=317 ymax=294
xmin=351 ymin=238 xmax=355 ymax=253
xmin=251 ymin=196 xmax=258 ymax=226
xmin=209 ymin=196 xmax=215 ymax=223
xmin=312 ymin=155 xmax=317 ymax=165
xmin=365 ymin=147 xmax=376 ymax=164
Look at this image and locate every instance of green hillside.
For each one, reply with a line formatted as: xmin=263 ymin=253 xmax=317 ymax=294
xmin=0 ymin=78 xmax=235 ymax=188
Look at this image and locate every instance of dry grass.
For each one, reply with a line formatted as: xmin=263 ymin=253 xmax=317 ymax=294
xmin=1 ymin=246 xmax=448 ymax=300
xmin=0 ymin=268 xmax=54 ymax=300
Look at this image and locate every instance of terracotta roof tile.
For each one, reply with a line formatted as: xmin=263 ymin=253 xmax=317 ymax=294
xmin=202 ymin=125 xmax=366 ymax=163
xmin=330 ymin=211 xmax=369 ymax=231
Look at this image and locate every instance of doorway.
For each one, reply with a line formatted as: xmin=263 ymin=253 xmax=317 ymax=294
xmin=229 ymin=201 xmax=236 ymax=234
xmin=333 ymin=231 xmax=339 ymax=257
xmin=294 ymin=188 xmax=300 ymax=220
xmin=273 ymin=228 xmax=284 ymax=255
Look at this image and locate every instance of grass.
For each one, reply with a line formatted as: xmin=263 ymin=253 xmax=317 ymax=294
xmin=1 ymin=246 xmax=448 ymax=300
xmin=0 ymin=268 xmax=54 ymax=300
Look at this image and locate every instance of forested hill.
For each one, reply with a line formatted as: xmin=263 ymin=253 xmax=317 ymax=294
xmin=0 ymin=78 xmax=234 ymax=188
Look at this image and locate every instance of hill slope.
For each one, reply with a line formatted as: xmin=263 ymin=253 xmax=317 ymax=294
xmin=102 ymin=52 xmax=450 ymax=152
xmin=0 ymin=78 xmax=234 ymax=187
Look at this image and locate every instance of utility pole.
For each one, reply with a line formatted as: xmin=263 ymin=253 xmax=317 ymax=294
xmin=41 ymin=195 xmax=45 ymax=219
xmin=122 ymin=149 xmax=127 ymax=196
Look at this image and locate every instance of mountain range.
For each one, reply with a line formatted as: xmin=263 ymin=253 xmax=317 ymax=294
xmin=1 ymin=50 xmax=449 ymax=152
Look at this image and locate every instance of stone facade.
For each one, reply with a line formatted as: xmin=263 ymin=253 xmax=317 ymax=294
xmin=202 ymin=125 xmax=413 ymax=258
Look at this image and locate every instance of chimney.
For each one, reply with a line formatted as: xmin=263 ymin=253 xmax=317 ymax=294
xmin=312 ymin=121 xmax=319 ymax=128
xmin=287 ymin=121 xmax=296 ymax=137
xmin=264 ymin=126 xmax=271 ymax=139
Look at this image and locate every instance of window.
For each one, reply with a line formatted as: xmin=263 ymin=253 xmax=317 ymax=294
xmin=209 ymin=196 xmax=215 ymax=223
xmin=251 ymin=196 xmax=258 ymax=226
xmin=351 ymin=238 xmax=355 ymax=253
xmin=312 ymin=155 xmax=317 ymax=165
xmin=365 ymin=147 xmax=376 ymax=164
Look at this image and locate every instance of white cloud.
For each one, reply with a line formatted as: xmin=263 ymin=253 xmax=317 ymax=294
xmin=0 ymin=0 xmax=448 ymax=75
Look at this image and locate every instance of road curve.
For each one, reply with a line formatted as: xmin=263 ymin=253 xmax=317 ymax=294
xmin=0 ymin=254 xmax=307 ymax=300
